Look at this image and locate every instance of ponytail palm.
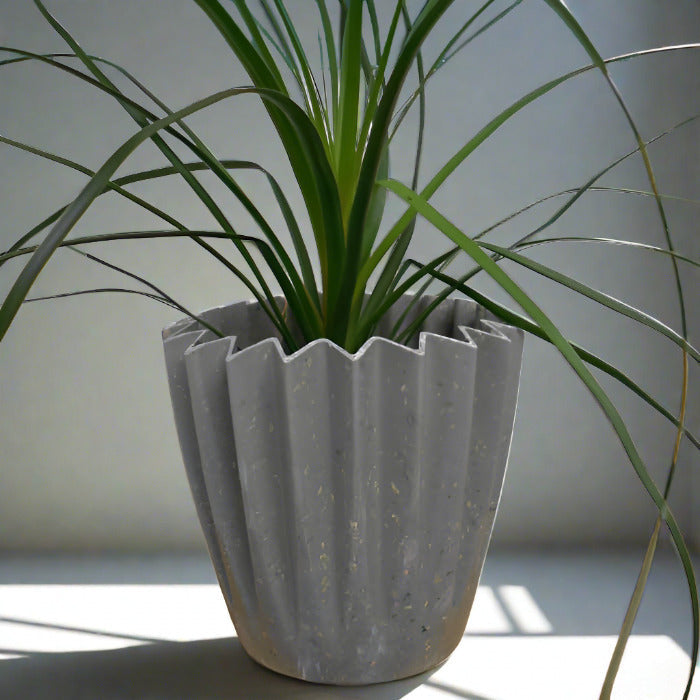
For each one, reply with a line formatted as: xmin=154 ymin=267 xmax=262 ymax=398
xmin=0 ymin=1 xmax=698 ymax=696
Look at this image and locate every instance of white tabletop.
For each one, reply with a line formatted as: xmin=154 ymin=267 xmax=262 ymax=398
xmin=0 ymin=550 xmax=696 ymax=699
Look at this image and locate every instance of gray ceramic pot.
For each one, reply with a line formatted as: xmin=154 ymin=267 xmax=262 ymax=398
xmin=162 ymin=295 xmax=523 ymax=685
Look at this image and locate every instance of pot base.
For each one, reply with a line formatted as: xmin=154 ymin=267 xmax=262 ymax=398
xmin=241 ymin=636 xmax=453 ymax=686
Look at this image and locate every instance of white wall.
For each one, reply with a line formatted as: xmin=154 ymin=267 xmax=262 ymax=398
xmin=0 ymin=0 xmax=698 ymax=550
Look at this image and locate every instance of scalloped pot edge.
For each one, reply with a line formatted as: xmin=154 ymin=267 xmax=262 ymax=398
xmin=162 ymin=295 xmax=524 ymax=685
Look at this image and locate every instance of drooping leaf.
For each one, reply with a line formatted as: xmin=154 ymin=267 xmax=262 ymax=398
xmin=0 ymin=87 xmax=290 ymax=343
xmin=475 ymin=240 xmax=700 ymax=362
xmin=63 ymin=245 xmax=224 ymax=338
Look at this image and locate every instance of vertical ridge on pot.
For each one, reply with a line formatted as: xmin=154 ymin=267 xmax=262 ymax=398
xmin=411 ymin=332 xmax=479 ymax=661
xmin=183 ymin=335 xmax=259 ymax=647
xmin=340 ymin=339 xmax=385 ymax=665
xmin=375 ymin=338 xmax=425 ymax=664
xmin=162 ymin=329 xmax=237 ymax=613
xmin=452 ymin=320 xmax=524 ymax=619
xmin=224 ymin=340 xmax=300 ymax=671
xmin=357 ymin=340 xmax=390 ymax=668
xmin=325 ymin=345 xmax=357 ymax=646
xmin=279 ymin=340 xmax=345 ymax=678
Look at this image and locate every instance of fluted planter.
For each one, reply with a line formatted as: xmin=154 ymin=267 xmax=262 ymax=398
xmin=162 ymin=295 xmax=524 ymax=685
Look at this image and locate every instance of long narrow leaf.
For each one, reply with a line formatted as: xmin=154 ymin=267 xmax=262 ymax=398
xmin=353 ymin=2 xmax=405 ymax=274
xmin=195 ymin=0 xmax=344 ymax=314
xmin=0 ymin=45 xmax=323 ymax=323
xmin=603 ymin=335 xmax=689 ymax=695
xmin=355 ymin=2 xmax=428 ymax=333
xmin=518 ymin=10 xmax=695 ymax=686
xmin=1 ymin=154 xmax=319 ymax=317
xmin=26 ymin=287 xmax=181 ymax=311
xmin=515 ymin=237 xmax=700 ymax=269
xmin=334 ymin=0 xmax=363 ymax=222
xmin=349 ymin=1 xmax=430 ymax=337
xmin=0 ymin=135 xmax=186 ymax=231
xmin=229 ymin=0 xmax=288 ymax=89
xmin=356 ymin=2 xmax=403 ymax=158
xmin=539 ymin=19 xmax=694 ymax=692
xmin=268 ymin=0 xmax=329 ymax=139
xmin=409 ymin=113 xmax=700 ymax=331
xmin=64 ymin=245 xmax=224 ymax=338
xmin=2 ymin=230 xmax=231 ymax=265
xmin=314 ymin=0 xmax=339 ymax=122
xmin=387 ymin=249 xmax=459 ymax=340
xmin=390 ymin=0 xmax=514 ymax=140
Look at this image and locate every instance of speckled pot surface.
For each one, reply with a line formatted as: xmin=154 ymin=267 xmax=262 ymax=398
xmin=162 ymin=295 xmax=523 ymax=685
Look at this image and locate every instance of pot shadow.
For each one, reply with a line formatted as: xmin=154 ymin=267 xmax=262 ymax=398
xmin=0 ymin=636 xmax=448 ymax=700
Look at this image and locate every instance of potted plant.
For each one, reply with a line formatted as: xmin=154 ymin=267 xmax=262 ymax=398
xmin=0 ymin=0 xmax=697 ymax=694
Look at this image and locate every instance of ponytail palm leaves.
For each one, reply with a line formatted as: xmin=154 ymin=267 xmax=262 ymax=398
xmin=0 ymin=1 xmax=698 ymax=696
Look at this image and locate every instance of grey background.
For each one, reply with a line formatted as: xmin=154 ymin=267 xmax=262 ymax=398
xmin=0 ymin=0 xmax=698 ymax=551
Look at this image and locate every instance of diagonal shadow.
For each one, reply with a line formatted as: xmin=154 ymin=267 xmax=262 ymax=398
xmin=0 ymin=636 xmax=435 ymax=700
xmin=0 ymin=615 xmax=167 ymax=644
xmin=425 ymin=680 xmax=495 ymax=700
xmin=472 ymin=549 xmax=700 ymax=656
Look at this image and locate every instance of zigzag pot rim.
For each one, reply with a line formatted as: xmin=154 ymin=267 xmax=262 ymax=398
xmin=163 ymin=293 xmax=520 ymax=361
xmin=170 ymin=321 xmax=519 ymax=367
xmin=162 ymin=294 xmax=524 ymax=685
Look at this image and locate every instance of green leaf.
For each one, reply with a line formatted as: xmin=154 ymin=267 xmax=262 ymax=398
xmin=515 ymin=236 xmax=700 ymax=269
xmin=263 ymin=0 xmax=330 ymax=141
xmin=3 ymin=226 xmax=317 ymax=348
xmin=390 ymin=0 xmax=512 ymax=139
xmin=0 ymin=142 xmax=321 ymax=320
xmin=380 ymin=174 xmax=700 ymax=346
xmin=353 ymin=2 xmax=428 ymax=336
xmin=386 ymin=249 xmax=459 ymax=341
xmin=356 ymin=1 xmax=404 ymax=167
xmin=1 ymin=77 xmax=342 ymax=346
xmin=195 ymin=0 xmax=345 ymax=321
xmin=2 ymin=230 xmax=232 ymax=266
xmin=541 ymin=8 xmax=694 ymax=694
xmin=26 ymin=287 xmax=182 ymax=311
xmin=314 ymin=0 xmax=339 ymax=121
xmin=364 ymin=0 xmax=382 ymax=64
xmin=253 ymin=10 xmax=307 ymax=99
xmin=197 ymin=0 xmax=286 ymax=91
xmin=227 ymin=0 xmax=288 ymax=89
xmin=334 ymin=0 xmax=363 ymax=222
xmin=0 ymin=134 xmax=186 ymax=233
